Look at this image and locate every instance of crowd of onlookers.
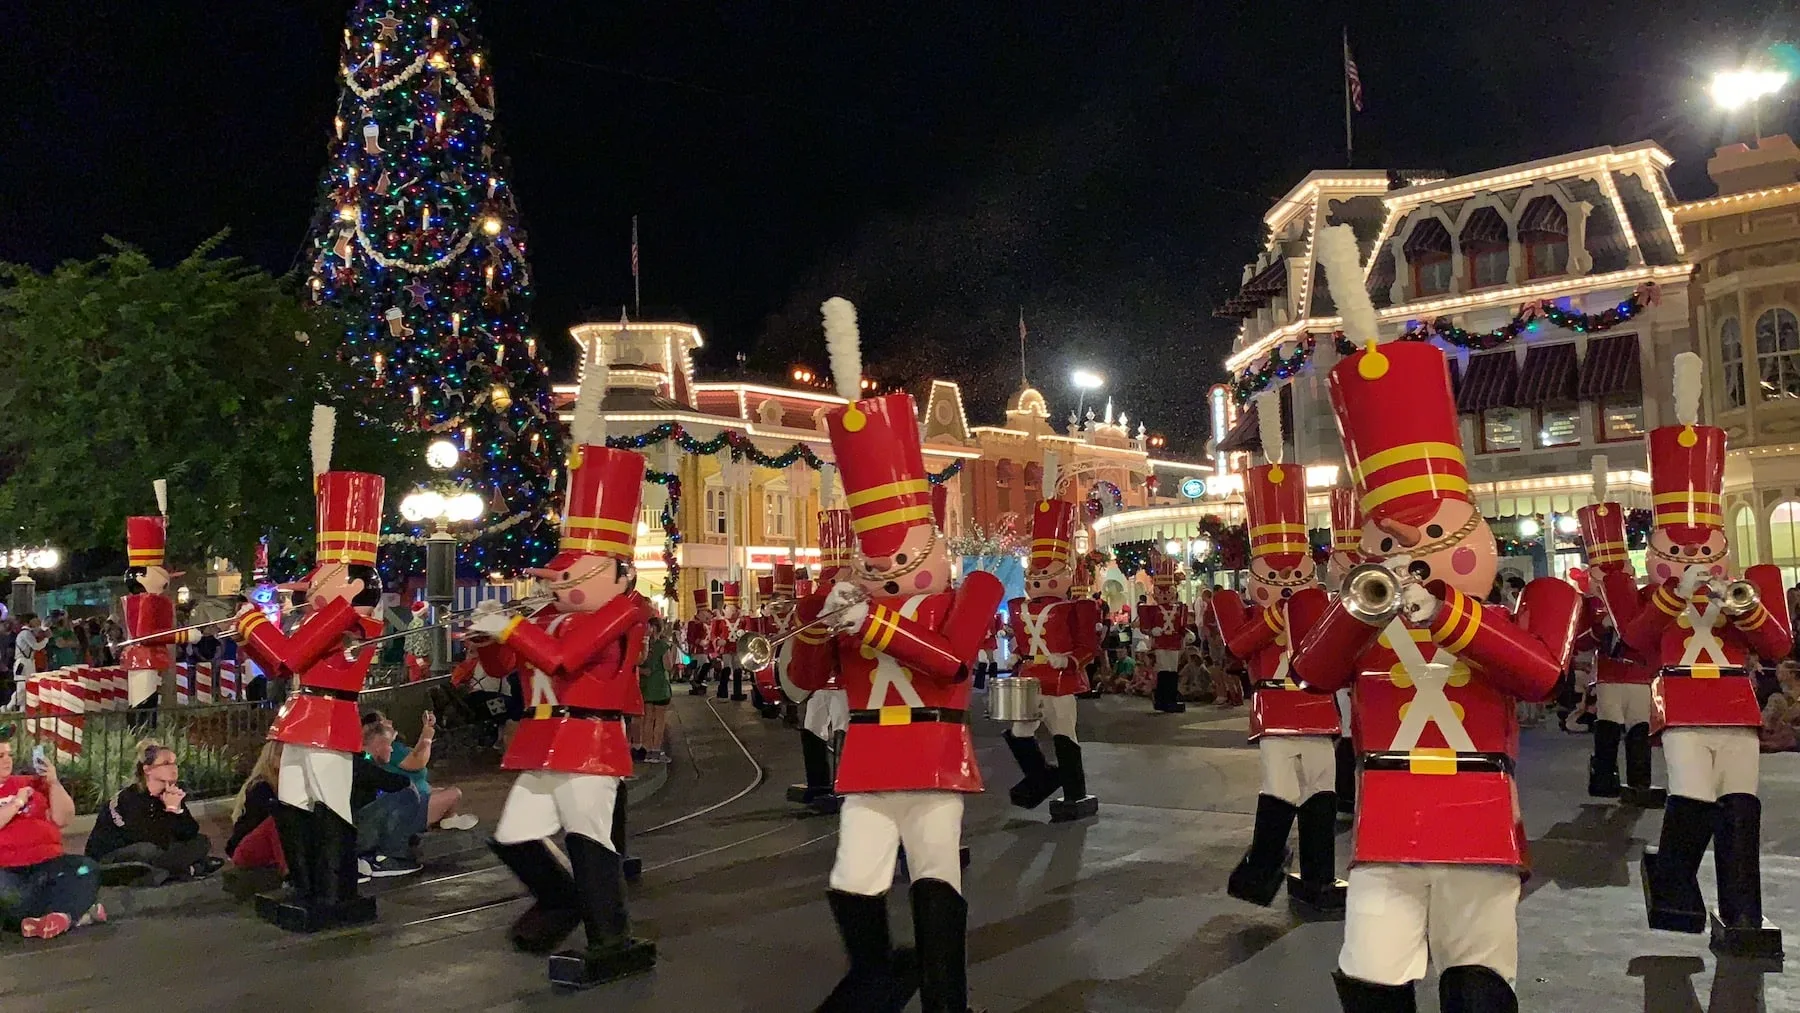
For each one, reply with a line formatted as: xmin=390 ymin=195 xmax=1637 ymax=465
xmin=0 ymin=610 xmax=127 ymax=710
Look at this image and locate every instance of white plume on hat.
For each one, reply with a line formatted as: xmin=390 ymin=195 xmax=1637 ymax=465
xmin=1673 ymin=351 xmax=1703 ymax=427
xmin=1591 ymin=454 xmax=1608 ymax=503
xmin=1316 ymin=224 xmax=1381 ymax=345
xmin=571 ymin=339 xmax=608 ymax=446
xmin=310 ymin=404 xmax=337 ymax=478
xmin=153 ymin=479 xmax=168 ymax=517
xmin=1257 ymin=391 xmax=1284 ymax=465
xmin=821 ymin=297 xmax=863 ymax=402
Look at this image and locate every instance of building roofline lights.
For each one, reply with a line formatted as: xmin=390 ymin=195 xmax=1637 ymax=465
xmin=1673 ymin=180 xmax=1800 ymax=219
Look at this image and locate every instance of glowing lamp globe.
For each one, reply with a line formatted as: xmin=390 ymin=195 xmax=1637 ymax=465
xmin=426 ymin=439 xmax=460 ymax=471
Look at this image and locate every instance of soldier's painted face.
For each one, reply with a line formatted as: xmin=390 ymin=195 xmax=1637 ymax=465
xmin=1152 ymin=583 xmax=1176 ymax=607
xmin=138 ymin=565 xmax=174 ymax=596
xmin=1026 ymin=569 xmax=1070 ymax=600
xmin=852 ymin=524 xmax=951 ymax=597
xmin=1362 ymin=499 xmax=1496 ymax=598
xmin=1249 ymin=555 xmax=1316 ymax=605
xmin=543 ymin=556 xmax=631 ymax=613
xmin=1646 ymin=529 xmax=1727 ymax=584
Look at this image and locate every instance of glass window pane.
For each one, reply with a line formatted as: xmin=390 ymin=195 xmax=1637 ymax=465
xmin=1483 ymin=407 xmax=1524 ymax=452
xmin=1721 ymin=318 xmax=1741 ymax=363
xmin=1734 ymin=506 xmax=1759 ymax=566
xmin=1781 ymin=309 xmax=1799 ymax=351
xmin=1602 ymin=400 xmax=1644 ymax=440
xmin=1528 ymin=239 xmax=1567 ymax=277
xmin=1538 ymin=407 xmax=1580 ymax=447
xmin=1771 ymin=501 xmax=1800 ymax=560
xmin=1758 ymin=311 xmax=1780 ymax=355
xmin=1473 ymin=248 xmax=1508 ymax=287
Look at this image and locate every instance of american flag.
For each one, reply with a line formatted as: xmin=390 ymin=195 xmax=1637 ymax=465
xmin=1344 ymin=37 xmax=1364 ymax=112
xmin=631 ymin=215 xmax=640 ymax=280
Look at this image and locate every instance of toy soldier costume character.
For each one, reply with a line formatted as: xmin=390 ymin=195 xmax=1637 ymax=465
xmin=121 ymin=480 xmax=194 ymax=713
xmin=788 ymin=298 xmax=1004 ymax=1013
xmin=1002 ymin=498 xmax=1101 ymax=821
xmin=787 ymin=513 xmax=855 ymax=810
xmin=712 ymin=581 xmax=748 ymax=701
xmin=1213 ymin=395 xmax=1345 ymax=912
xmin=1290 ymin=228 xmax=1580 ymax=1013
xmin=1602 ymin=353 xmax=1792 ymax=958
xmin=237 ymin=406 xmax=388 ymax=933
xmin=686 ymin=587 xmax=716 ymax=695
xmin=1139 ymin=556 xmax=1190 ymax=713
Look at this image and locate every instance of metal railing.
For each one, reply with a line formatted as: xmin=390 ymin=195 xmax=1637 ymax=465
xmin=0 ymin=701 xmax=276 ymax=814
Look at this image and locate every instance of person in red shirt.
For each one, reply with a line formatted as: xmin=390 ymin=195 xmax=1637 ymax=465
xmin=0 ymin=738 xmax=103 ymax=939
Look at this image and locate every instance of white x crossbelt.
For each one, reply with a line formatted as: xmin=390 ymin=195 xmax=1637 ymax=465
xmin=1020 ymin=603 xmax=1070 ymax=667
xmin=1676 ymin=597 xmax=1730 ymax=668
xmin=1381 ymin=617 xmax=1477 ymax=754
xmin=867 ymin=594 xmax=930 ymax=709
xmin=526 ymin=612 xmax=573 ymax=707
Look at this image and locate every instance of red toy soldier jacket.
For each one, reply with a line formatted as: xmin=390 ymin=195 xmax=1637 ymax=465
xmin=1574 ymin=589 xmax=1654 ymax=686
xmin=1212 ymin=587 xmax=1340 ymax=739
xmin=1290 ymin=577 xmax=1579 ymax=869
xmin=788 ymin=571 xmax=1005 ymax=794
xmin=1005 ymin=596 xmax=1095 ymax=696
xmin=1605 ymin=566 xmax=1792 ymax=730
xmin=239 ymin=598 xmax=378 ymax=753
xmin=1138 ymin=603 xmax=1190 ymax=653
xmin=495 ymin=593 xmax=654 ymax=776
xmin=119 ymin=593 xmax=177 ymax=673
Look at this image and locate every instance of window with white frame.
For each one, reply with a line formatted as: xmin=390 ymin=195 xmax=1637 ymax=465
xmin=1733 ymin=505 xmax=1759 ymax=567
xmin=1599 ymin=398 xmax=1645 ymax=442
xmin=1771 ymin=500 xmax=1800 ymax=589
xmin=1720 ymin=317 xmax=1745 ymax=409
xmin=1755 ymin=308 xmax=1800 ymax=401
xmin=1536 ymin=406 xmax=1580 ymax=448
xmin=704 ymin=481 xmax=728 ymax=538
xmin=762 ymin=487 xmax=792 ymax=539
xmin=1481 ymin=406 xmax=1526 ymax=453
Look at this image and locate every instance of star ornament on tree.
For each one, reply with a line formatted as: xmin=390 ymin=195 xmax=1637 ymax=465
xmin=404 ymin=278 xmax=432 ymax=307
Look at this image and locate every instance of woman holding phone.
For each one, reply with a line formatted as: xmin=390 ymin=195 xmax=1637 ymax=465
xmin=0 ymin=738 xmax=104 ymax=938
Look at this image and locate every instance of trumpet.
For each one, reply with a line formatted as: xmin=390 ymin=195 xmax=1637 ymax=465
xmin=1341 ymin=562 xmax=1405 ymax=624
xmin=735 ymin=591 xmax=868 ymax=670
xmin=1712 ymin=578 xmax=1760 ymax=619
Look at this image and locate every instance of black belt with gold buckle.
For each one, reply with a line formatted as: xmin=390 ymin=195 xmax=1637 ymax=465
xmin=848 ymin=707 xmax=968 ymax=725
xmin=528 ymin=704 xmax=623 ymax=720
xmin=1361 ymin=750 xmax=1514 ymax=775
xmin=299 ymin=686 xmax=361 ymax=702
xmin=1658 ymin=666 xmax=1748 ymax=678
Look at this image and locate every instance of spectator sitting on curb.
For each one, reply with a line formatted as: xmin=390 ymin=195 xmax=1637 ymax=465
xmin=84 ymin=740 xmax=223 ymax=885
xmin=353 ymin=718 xmax=425 ymax=879
xmin=1761 ymin=660 xmax=1800 ymax=753
xmin=0 ymin=737 xmax=104 ymax=938
xmin=224 ymin=740 xmax=285 ymax=881
xmin=365 ymin=709 xmax=476 ymax=831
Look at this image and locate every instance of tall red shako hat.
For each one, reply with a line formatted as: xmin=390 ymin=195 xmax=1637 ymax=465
xmin=547 ymin=342 xmax=645 ymax=573
xmin=126 ymin=517 xmax=168 ymax=570
xmin=1575 ymin=454 xmax=1629 ymax=571
xmin=299 ymin=405 xmax=385 ymax=585
xmin=818 ymin=509 xmax=855 ymax=583
xmin=1648 ymin=352 xmax=1724 ymax=544
xmin=771 ymin=561 xmax=797 ymax=598
xmin=1243 ymin=392 xmax=1309 ymax=569
xmin=754 ymin=574 xmax=775 ymax=599
xmin=1028 ymin=499 xmax=1077 ymax=575
xmin=1329 ymin=342 xmax=1469 ymax=528
xmin=1151 ymin=554 xmax=1180 ymax=588
xmin=691 ymin=587 xmax=710 ymax=612
xmin=721 ymin=580 xmax=742 ymax=607
xmin=1330 ymin=486 xmax=1363 ymax=558
xmin=820 ymin=297 xmax=934 ymax=559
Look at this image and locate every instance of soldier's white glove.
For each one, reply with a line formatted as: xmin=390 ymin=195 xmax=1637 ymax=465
xmin=1675 ymin=566 xmax=1707 ymax=600
xmin=828 ymin=600 xmax=870 ymax=634
xmin=1400 ymin=583 xmax=1440 ymax=624
xmin=468 ymin=612 xmax=514 ymax=638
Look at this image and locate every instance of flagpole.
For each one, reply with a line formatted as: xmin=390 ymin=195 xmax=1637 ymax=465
xmin=1343 ymin=28 xmax=1354 ymax=168
xmin=631 ymin=215 xmax=641 ymax=318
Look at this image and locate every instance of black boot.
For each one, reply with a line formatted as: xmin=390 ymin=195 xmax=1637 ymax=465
xmin=1227 ymin=794 xmax=1296 ymax=906
xmin=1002 ymin=731 xmax=1060 ymax=810
xmin=1710 ymin=792 xmax=1782 ymax=958
xmin=256 ymin=802 xmax=320 ymax=931
xmin=1619 ymin=724 xmax=1666 ymax=808
xmin=1438 ymin=965 xmax=1515 ymax=1013
xmin=1332 ymin=970 xmax=1417 ymax=1012
xmin=731 ymin=668 xmax=747 ymax=701
xmin=911 ymin=878 xmax=971 ymax=1013
xmin=1642 ymin=794 xmax=1716 ymax=934
xmin=815 ymin=890 xmax=919 ymax=1013
xmin=1588 ymin=720 xmax=1623 ymax=798
xmin=1287 ymin=791 xmax=1346 ymax=913
xmin=1334 ymin=738 xmax=1357 ymax=816
xmin=789 ymin=731 xmax=838 ymax=805
xmin=549 ymin=833 xmax=656 ymax=988
xmin=317 ymin=808 xmax=376 ymax=926
xmin=489 ymin=838 xmax=582 ymax=953
xmin=716 ymin=666 xmax=731 ymax=699
xmin=1048 ymin=735 xmax=1099 ymax=821
xmin=689 ymin=661 xmax=712 ymax=694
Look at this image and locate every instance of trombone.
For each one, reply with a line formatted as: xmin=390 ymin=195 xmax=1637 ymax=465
xmin=735 ymin=592 xmax=867 ymax=670
xmin=342 ymin=594 xmax=553 ymax=656
xmin=109 ymin=602 xmax=314 ymax=652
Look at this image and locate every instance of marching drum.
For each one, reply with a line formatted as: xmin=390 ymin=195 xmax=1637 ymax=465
xmin=987 ymin=675 xmax=1041 ymax=722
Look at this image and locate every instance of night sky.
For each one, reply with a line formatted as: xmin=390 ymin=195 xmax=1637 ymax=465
xmin=5 ymin=2 xmax=1796 ymax=450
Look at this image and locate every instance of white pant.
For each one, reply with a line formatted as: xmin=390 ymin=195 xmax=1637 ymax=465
xmin=128 ymin=669 xmax=160 ymax=708
xmin=1258 ymin=735 xmax=1336 ymax=804
xmin=1595 ymin=683 xmax=1651 ymax=727
xmin=277 ymin=744 xmax=354 ymax=822
xmin=1012 ymin=693 xmax=1078 ymax=740
xmin=830 ymin=791 xmax=965 ymax=896
xmin=1153 ymin=648 xmax=1182 ymax=672
xmin=494 ymin=770 xmax=619 ymax=848
xmin=804 ymin=689 xmax=850 ymax=739
xmin=1662 ymin=726 xmax=1759 ymax=801
xmin=1339 ymin=863 xmax=1522 ymax=986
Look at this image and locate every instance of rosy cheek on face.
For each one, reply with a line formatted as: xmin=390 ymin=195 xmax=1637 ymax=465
xmin=1451 ymin=547 xmax=1477 ymax=575
xmin=913 ymin=570 xmax=933 ymax=590
xmin=1711 ymin=565 xmax=1725 ymax=577
xmin=1655 ymin=563 xmax=1671 ymax=581
xmin=565 ymin=588 xmax=587 ymax=606
xmin=1253 ymin=586 xmax=1268 ymax=603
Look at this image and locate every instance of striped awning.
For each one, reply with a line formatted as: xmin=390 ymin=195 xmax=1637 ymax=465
xmin=1217 ymin=386 xmax=1295 ymax=455
xmin=1214 ymin=259 xmax=1287 ymax=319
xmin=1518 ymin=195 xmax=1569 ymax=235
xmin=1577 ymin=332 xmax=1641 ymax=400
xmin=1460 ymin=207 xmax=1508 ymax=245
xmin=1405 ymin=218 xmax=1453 ymax=255
xmin=1514 ymin=342 xmax=1579 ymax=406
xmin=1456 ymin=351 xmax=1518 ymax=414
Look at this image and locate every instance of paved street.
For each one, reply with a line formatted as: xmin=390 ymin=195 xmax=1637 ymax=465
xmin=2 ymin=691 xmax=1794 ymax=1012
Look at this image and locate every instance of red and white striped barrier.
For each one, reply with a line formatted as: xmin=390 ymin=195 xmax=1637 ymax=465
xmin=24 ymin=672 xmax=92 ymax=762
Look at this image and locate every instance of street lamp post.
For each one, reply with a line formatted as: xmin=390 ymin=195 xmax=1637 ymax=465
xmin=1071 ymin=369 xmax=1104 ymax=425
xmin=402 ymin=442 xmax=483 ymax=675
xmin=3 ymin=548 xmax=59 ymax=617
xmin=1711 ymin=67 xmax=1791 ymax=139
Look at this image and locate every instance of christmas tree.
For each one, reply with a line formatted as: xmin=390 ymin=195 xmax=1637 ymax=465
xmin=306 ymin=0 xmax=559 ymax=580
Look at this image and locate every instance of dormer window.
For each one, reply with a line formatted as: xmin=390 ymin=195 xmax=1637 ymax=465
xmin=1519 ymin=196 xmax=1569 ymax=279
xmin=1460 ymin=207 xmax=1509 ymax=290
xmin=1406 ymin=219 xmax=1453 ymax=297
